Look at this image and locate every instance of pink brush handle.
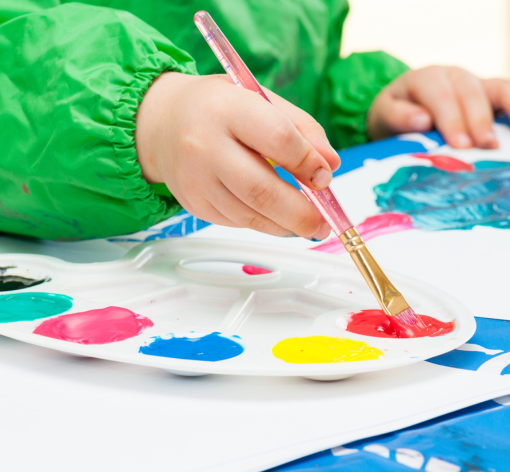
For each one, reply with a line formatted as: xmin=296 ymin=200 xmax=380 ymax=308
xmin=194 ymin=11 xmax=353 ymax=237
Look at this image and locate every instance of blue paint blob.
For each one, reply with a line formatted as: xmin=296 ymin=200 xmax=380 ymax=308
xmin=139 ymin=332 xmax=244 ymax=361
xmin=374 ymin=161 xmax=510 ymax=231
xmin=0 ymin=292 xmax=73 ymax=323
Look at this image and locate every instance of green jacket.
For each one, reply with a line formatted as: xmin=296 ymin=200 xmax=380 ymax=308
xmin=0 ymin=1 xmax=408 ymax=240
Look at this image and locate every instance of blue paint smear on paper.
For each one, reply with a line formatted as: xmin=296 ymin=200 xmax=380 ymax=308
xmin=139 ymin=332 xmax=244 ymax=361
xmin=374 ymin=161 xmax=510 ymax=231
xmin=272 ymin=399 xmax=510 ymax=472
xmin=0 ymin=292 xmax=73 ymax=323
xmin=144 ymin=212 xmax=212 ymax=241
xmin=428 ymin=317 xmax=510 ymax=373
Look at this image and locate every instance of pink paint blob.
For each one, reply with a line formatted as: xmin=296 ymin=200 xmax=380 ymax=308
xmin=242 ymin=265 xmax=272 ymax=275
xmin=311 ymin=212 xmax=415 ymax=255
xmin=357 ymin=212 xmax=414 ymax=239
xmin=346 ymin=309 xmax=455 ymax=339
xmin=411 ymin=153 xmax=474 ymax=172
xmin=33 ymin=306 xmax=154 ymax=344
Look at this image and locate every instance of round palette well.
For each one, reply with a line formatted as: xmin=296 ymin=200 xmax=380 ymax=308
xmin=0 ymin=239 xmax=475 ymax=380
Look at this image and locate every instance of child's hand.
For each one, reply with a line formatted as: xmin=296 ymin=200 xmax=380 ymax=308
xmin=135 ymin=73 xmax=340 ymax=239
xmin=368 ymin=65 xmax=510 ymax=149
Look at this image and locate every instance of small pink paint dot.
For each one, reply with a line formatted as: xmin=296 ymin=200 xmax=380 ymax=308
xmin=22 ymin=183 xmax=29 ymax=195
xmin=242 ymin=265 xmax=272 ymax=275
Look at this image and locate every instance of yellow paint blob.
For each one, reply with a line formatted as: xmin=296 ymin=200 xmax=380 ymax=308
xmin=272 ymin=336 xmax=384 ymax=364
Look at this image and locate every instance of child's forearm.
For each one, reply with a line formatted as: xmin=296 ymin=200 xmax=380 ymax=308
xmin=0 ymin=3 xmax=196 ymax=240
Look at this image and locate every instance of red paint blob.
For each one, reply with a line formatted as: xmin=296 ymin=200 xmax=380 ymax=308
xmin=242 ymin=265 xmax=272 ymax=275
xmin=22 ymin=183 xmax=29 ymax=195
xmin=346 ymin=309 xmax=455 ymax=339
xmin=33 ymin=306 xmax=154 ymax=344
xmin=411 ymin=153 xmax=474 ymax=172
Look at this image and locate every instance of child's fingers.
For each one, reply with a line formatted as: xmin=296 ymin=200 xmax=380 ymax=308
xmin=183 ymin=198 xmax=238 ymax=228
xmin=483 ymin=78 xmax=510 ymax=120
xmin=227 ymin=88 xmax=332 ymax=190
xmin=264 ymin=88 xmax=341 ymax=171
xmin=448 ymin=69 xmax=497 ymax=149
xmin=204 ymin=181 xmax=297 ymax=237
xmin=407 ymin=67 xmax=473 ymax=148
xmin=217 ymin=140 xmax=329 ymax=239
xmin=371 ymin=92 xmax=432 ymax=137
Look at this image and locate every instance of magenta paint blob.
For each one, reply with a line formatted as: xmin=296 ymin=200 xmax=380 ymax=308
xmin=33 ymin=306 xmax=154 ymax=344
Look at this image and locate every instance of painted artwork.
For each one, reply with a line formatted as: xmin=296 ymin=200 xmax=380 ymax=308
xmin=310 ymin=157 xmax=510 ymax=256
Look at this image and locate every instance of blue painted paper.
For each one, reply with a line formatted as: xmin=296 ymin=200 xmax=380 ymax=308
xmin=270 ymin=399 xmax=510 ymax=472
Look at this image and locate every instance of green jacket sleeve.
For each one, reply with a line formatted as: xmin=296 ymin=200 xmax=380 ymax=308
xmin=319 ymin=52 xmax=410 ymax=149
xmin=0 ymin=3 xmax=195 ymax=240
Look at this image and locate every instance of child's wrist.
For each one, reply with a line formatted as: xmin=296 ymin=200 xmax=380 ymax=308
xmin=135 ymin=71 xmax=187 ymax=184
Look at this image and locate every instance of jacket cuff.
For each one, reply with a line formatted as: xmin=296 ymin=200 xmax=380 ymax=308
xmin=320 ymin=51 xmax=409 ymax=149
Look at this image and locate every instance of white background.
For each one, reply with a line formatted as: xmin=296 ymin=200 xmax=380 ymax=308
xmin=343 ymin=0 xmax=509 ymax=79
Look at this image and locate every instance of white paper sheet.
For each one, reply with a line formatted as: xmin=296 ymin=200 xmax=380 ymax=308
xmin=0 ymin=334 xmax=509 ymax=472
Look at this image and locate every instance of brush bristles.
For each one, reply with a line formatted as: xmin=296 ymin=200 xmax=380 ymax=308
xmin=395 ymin=307 xmax=418 ymax=326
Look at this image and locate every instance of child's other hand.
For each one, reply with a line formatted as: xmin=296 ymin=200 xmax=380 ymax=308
xmin=368 ymin=65 xmax=510 ymax=149
xmin=135 ymin=73 xmax=340 ymax=239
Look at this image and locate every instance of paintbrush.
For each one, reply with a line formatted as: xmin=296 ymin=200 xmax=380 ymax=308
xmin=194 ymin=11 xmax=423 ymax=337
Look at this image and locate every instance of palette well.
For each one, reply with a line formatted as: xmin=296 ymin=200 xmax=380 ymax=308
xmin=0 ymin=239 xmax=475 ymax=380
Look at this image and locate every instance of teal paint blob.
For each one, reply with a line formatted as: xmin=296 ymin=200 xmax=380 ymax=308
xmin=0 ymin=292 xmax=73 ymax=323
xmin=139 ymin=332 xmax=244 ymax=362
xmin=374 ymin=161 xmax=510 ymax=231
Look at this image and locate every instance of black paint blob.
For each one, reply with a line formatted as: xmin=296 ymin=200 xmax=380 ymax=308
xmin=0 ymin=267 xmax=49 ymax=292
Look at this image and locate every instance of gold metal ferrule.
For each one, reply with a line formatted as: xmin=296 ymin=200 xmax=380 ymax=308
xmin=339 ymin=228 xmax=410 ymax=317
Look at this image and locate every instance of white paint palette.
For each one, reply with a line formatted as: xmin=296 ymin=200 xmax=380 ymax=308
xmin=0 ymin=239 xmax=475 ymax=380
